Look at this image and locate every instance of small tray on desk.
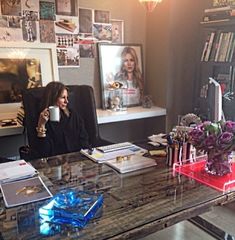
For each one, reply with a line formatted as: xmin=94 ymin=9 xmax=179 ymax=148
xmin=174 ymin=158 xmax=235 ymax=192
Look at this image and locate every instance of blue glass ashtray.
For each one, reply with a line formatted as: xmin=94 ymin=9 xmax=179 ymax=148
xmin=39 ymin=189 xmax=103 ymax=229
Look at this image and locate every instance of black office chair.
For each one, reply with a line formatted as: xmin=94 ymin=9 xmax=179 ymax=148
xmin=19 ymin=85 xmax=111 ymax=160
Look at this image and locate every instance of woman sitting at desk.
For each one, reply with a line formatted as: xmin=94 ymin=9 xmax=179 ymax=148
xmin=35 ymin=82 xmax=89 ymax=158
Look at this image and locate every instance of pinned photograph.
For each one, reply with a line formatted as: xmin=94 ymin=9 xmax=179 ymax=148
xmin=94 ymin=10 xmax=110 ymax=23
xmin=39 ymin=1 xmax=55 ymax=21
xmin=22 ymin=19 xmax=38 ymax=42
xmin=93 ymin=23 xmax=112 ymax=42
xmin=79 ymin=44 xmax=95 ymax=58
xmin=111 ymin=19 xmax=124 ymax=44
xmin=21 ymin=0 xmax=39 ymax=12
xmin=39 ymin=20 xmax=55 ymax=43
xmin=57 ymin=47 xmax=80 ymax=67
xmin=56 ymin=34 xmax=79 ymax=48
xmin=79 ymin=8 xmax=93 ymax=34
xmin=1 ymin=1 xmax=21 ymax=16
xmin=56 ymin=0 xmax=78 ymax=16
xmin=22 ymin=10 xmax=39 ymax=21
xmin=55 ymin=15 xmax=79 ymax=34
xmin=0 ymin=27 xmax=23 ymax=41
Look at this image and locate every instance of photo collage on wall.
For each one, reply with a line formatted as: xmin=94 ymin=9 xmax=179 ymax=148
xmin=0 ymin=0 xmax=124 ymax=68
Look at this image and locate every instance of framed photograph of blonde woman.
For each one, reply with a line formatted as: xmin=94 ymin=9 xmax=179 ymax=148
xmin=98 ymin=43 xmax=144 ymax=109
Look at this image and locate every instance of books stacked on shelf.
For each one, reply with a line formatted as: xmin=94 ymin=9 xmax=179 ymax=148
xmin=201 ymin=31 xmax=235 ymax=62
xmin=202 ymin=6 xmax=235 ymax=23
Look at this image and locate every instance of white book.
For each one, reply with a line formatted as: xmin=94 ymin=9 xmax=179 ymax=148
xmin=204 ymin=6 xmax=232 ymax=13
xmin=0 ymin=160 xmax=37 ymax=183
xmin=81 ymin=144 xmax=147 ymax=163
xmin=105 ymin=155 xmax=157 ymax=174
xmin=215 ymin=32 xmax=224 ymax=61
xmin=204 ymin=32 xmax=216 ymax=61
xmin=225 ymin=32 xmax=234 ymax=61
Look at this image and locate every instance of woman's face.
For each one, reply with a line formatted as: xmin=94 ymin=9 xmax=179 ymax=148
xmin=123 ymin=53 xmax=135 ymax=73
xmin=56 ymin=89 xmax=68 ymax=110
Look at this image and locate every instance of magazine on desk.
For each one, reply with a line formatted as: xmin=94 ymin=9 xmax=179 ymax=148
xmin=0 ymin=176 xmax=53 ymax=208
xmin=80 ymin=143 xmax=147 ymax=163
xmin=105 ymin=155 xmax=157 ymax=174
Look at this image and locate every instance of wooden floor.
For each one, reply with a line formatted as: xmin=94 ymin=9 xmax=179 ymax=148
xmin=141 ymin=202 xmax=235 ymax=240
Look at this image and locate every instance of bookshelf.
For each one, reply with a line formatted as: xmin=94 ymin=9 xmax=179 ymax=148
xmin=197 ymin=7 xmax=235 ymax=121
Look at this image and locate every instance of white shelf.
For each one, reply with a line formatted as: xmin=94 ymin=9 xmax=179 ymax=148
xmin=0 ymin=106 xmax=167 ymax=137
xmin=0 ymin=123 xmax=24 ymax=137
xmin=97 ymin=106 xmax=166 ymax=124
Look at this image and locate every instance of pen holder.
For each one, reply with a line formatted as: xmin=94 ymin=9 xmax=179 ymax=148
xmin=166 ymin=143 xmax=196 ymax=166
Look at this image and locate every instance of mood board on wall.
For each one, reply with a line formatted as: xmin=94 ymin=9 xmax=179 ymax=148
xmin=0 ymin=0 xmax=124 ymax=68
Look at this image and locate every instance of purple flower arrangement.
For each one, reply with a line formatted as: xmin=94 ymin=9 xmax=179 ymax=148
xmin=189 ymin=120 xmax=235 ymax=153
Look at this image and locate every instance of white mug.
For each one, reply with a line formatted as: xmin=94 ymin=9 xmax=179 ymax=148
xmin=49 ymin=106 xmax=60 ymax=122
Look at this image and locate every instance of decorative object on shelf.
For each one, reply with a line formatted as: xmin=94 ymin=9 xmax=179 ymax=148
xmin=139 ymin=0 xmax=162 ymax=12
xmin=107 ymin=81 xmax=126 ymax=111
xmin=142 ymin=95 xmax=153 ymax=108
xmin=189 ymin=120 xmax=235 ymax=176
xmin=179 ymin=113 xmax=202 ymax=127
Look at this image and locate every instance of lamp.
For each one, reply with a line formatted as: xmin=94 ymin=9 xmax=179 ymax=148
xmin=139 ymin=0 xmax=162 ymax=12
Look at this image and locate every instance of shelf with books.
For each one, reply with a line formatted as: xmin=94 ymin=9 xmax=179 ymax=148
xmin=197 ymin=12 xmax=235 ymax=121
xmin=200 ymin=31 xmax=235 ymax=62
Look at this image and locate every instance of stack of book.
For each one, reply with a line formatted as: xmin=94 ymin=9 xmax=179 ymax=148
xmin=201 ymin=31 xmax=235 ymax=62
xmin=202 ymin=5 xmax=235 ymax=23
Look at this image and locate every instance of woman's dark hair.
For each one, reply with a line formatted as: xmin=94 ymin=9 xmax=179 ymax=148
xmin=40 ymin=81 xmax=67 ymax=110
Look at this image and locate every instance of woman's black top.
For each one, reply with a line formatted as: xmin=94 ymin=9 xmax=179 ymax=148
xmin=35 ymin=109 xmax=89 ymax=158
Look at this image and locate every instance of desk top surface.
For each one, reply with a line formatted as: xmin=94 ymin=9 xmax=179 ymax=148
xmin=0 ymin=149 xmax=234 ymax=240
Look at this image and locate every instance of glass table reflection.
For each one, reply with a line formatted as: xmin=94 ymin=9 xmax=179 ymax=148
xmin=1 ymin=151 xmax=235 ymax=240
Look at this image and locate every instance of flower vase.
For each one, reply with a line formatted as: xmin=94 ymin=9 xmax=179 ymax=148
xmin=205 ymin=150 xmax=232 ymax=176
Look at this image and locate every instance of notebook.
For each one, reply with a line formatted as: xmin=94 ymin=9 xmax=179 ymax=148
xmin=0 ymin=176 xmax=52 ymax=208
xmin=81 ymin=144 xmax=147 ymax=163
xmin=105 ymin=155 xmax=157 ymax=173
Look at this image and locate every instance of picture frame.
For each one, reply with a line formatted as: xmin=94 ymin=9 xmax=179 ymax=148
xmin=98 ymin=43 xmax=144 ymax=109
xmin=55 ymin=0 xmax=78 ymax=16
xmin=94 ymin=10 xmax=110 ymax=23
xmin=0 ymin=42 xmax=59 ymax=114
xmin=111 ymin=19 xmax=124 ymax=44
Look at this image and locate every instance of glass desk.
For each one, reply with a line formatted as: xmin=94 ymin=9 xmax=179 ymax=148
xmin=1 ymin=152 xmax=235 ymax=240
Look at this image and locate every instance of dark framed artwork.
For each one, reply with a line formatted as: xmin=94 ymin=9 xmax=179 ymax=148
xmin=98 ymin=43 xmax=144 ymax=109
xmin=55 ymin=0 xmax=78 ymax=16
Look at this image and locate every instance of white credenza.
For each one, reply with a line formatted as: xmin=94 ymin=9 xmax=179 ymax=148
xmin=97 ymin=106 xmax=166 ymax=124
